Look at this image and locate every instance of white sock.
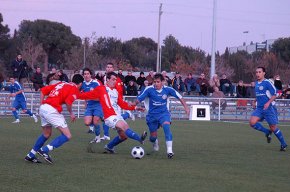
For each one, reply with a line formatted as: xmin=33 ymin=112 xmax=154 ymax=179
xmin=166 ymin=141 xmax=173 ymax=154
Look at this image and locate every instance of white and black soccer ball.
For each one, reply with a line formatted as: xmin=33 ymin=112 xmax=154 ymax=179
xmin=131 ymin=146 xmax=145 ymax=159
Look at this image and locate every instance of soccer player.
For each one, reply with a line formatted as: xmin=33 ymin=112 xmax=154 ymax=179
xmin=78 ymin=72 xmax=147 ymax=153
xmin=249 ymin=67 xmax=287 ymax=151
xmin=81 ymin=68 xmax=104 ymax=143
xmin=135 ymin=73 xmax=190 ymax=159
xmin=24 ymin=74 xmax=84 ymax=164
xmin=8 ymin=76 xmax=38 ymax=123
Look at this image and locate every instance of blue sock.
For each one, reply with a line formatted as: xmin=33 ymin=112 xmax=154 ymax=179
xmin=125 ymin=128 xmax=141 ymax=142
xmin=163 ymin=124 xmax=172 ymax=141
xmin=107 ymin=136 xmax=125 ymax=149
xmin=251 ymin=123 xmax=271 ymax=135
xmin=103 ymin=123 xmax=110 ymax=137
xmin=28 ymin=135 xmax=48 ymax=158
xmin=26 ymin=109 xmax=33 ymax=116
xmin=273 ymin=128 xmax=287 ymax=146
xmin=94 ymin=124 xmax=100 ymax=136
xmin=12 ymin=110 xmax=19 ymax=119
xmin=150 ymin=136 xmax=157 ymax=143
xmin=122 ymin=112 xmax=130 ymax=120
xmin=42 ymin=134 xmax=69 ymax=153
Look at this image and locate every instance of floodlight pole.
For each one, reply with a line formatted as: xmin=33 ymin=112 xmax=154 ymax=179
xmin=210 ymin=0 xmax=217 ymax=78
xmin=156 ymin=3 xmax=163 ymax=73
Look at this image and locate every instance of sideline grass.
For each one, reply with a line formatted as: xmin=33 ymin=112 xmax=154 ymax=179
xmin=0 ymin=118 xmax=290 ymax=192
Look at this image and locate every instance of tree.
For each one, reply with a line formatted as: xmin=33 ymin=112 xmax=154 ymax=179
xmin=0 ymin=13 xmax=11 ymax=73
xmin=271 ymin=37 xmax=290 ymax=63
xmin=16 ymin=19 xmax=81 ymax=72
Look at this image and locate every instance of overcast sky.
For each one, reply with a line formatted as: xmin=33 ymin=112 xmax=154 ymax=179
xmin=1 ymin=0 xmax=290 ymax=53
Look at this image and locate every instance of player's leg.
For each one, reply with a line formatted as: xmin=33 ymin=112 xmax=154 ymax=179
xmin=11 ymin=100 xmax=20 ymax=123
xmin=21 ymin=101 xmax=38 ymax=123
xmin=84 ymin=108 xmax=94 ymax=133
xmin=266 ymin=107 xmax=287 ymax=151
xmin=90 ymin=115 xmax=102 ymax=143
xmin=101 ymin=121 xmax=110 ymax=140
xmin=250 ymin=109 xmax=272 ymax=141
xmin=146 ymin=115 xmax=159 ymax=151
xmin=116 ymin=120 xmax=147 ymax=143
xmin=105 ymin=130 xmax=127 ymax=153
xmin=159 ymin=114 xmax=174 ymax=158
xmin=122 ymin=111 xmax=135 ymax=121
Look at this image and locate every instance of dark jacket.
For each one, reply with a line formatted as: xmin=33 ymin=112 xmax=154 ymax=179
xmin=126 ymin=84 xmax=138 ymax=96
xmin=11 ymin=59 xmax=28 ymax=79
xmin=30 ymin=72 xmax=44 ymax=85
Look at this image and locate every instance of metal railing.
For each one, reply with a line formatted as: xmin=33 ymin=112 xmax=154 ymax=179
xmin=1 ymin=92 xmax=290 ymax=122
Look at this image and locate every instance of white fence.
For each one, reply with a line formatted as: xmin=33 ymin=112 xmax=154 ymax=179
xmin=1 ymin=92 xmax=290 ymax=122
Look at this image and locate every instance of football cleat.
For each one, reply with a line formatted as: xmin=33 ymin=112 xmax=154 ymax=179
xmin=37 ymin=150 xmax=53 ymax=164
xmin=153 ymin=139 xmax=159 ymax=151
xmin=89 ymin=136 xmax=102 ymax=143
xmin=32 ymin=114 xmax=38 ymax=123
xmin=12 ymin=119 xmax=20 ymax=123
xmin=24 ymin=156 xmax=42 ymax=163
xmin=280 ymin=144 xmax=287 ymax=152
xmin=140 ymin=131 xmax=147 ymax=144
xmin=265 ymin=131 xmax=272 ymax=143
xmin=104 ymin=145 xmax=115 ymax=154
xmin=87 ymin=130 xmax=94 ymax=134
xmin=167 ymin=153 xmax=174 ymax=159
xmin=100 ymin=135 xmax=111 ymax=141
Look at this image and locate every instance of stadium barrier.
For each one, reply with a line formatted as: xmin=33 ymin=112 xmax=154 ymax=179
xmin=1 ymin=92 xmax=290 ymax=122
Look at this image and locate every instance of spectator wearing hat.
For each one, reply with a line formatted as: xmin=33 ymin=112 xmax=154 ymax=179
xmin=136 ymin=72 xmax=146 ymax=90
xmin=172 ymin=72 xmax=185 ymax=93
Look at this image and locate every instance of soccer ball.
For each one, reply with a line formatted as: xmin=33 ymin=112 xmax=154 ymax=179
xmin=131 ymin=146 xmax=145 ymax=159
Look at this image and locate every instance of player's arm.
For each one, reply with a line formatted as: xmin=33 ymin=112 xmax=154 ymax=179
xmin=117 ymin=95 xmax=137 ymax=110
xmin=264 ymin=81 xmax=277 ymax=110
xmin=64 ymin=87 xmax=80 ymax=122
xmin=135 ymin=87 xmax=150 ymax=104
xmin=169 ymin=87 xmax=190 ymax=116
xmin=179 ymin=98 xmax=190 ymax=116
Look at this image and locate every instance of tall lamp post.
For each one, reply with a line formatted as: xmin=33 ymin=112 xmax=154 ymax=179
xmin=156 ymin=3 xmax=163 ymax=73
xmin=210 ymin=0 xmax=217 ymax=78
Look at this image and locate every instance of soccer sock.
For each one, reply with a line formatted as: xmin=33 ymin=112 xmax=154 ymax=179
xmin=163 ymin=124 xmax=173 ymax=141
xmin=94 ymin=124 xmax=100 ymax=136
xmin=125 ymin=128 xmax=141 ymax=142
xmin=12 ymin=110 xmax=19 ymax=119
xmin=273 ymin=128 xmax=287 ymax=146
xmin=149 ymin=136 xmax=157 ymax=143
xmin=27 ymin=134 xmax=48 ymax=158
xmin=89 ymin=124 xmax=94 ymax=132
xmin=25 ymin=109 xmax=33 ymax=116
xmin=103 ymin=123 xmax=110 ymax=137
xmin=41 ymin=134 xmax=69 ymax=153
xmin=251 ymin=123 xmax=271 ymax=135
xmin=107 ymin=136 xmax=126 ymax=149
xmin=122 ymin=112 xmax=130 ymax=120
xmin=166 ymin=141 xmax=173 ymax=154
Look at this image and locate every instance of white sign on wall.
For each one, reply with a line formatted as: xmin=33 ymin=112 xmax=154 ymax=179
xmin=189 ymin=105 xmax=210 ymax=121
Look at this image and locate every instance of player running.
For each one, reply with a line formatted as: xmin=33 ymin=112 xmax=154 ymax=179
xmin=249 ymin=67 xmax=287 ymax=151
xmin=135 ymin=73 xmax=190 ymax=159
xmin=78 ymin=72 xmax=147 ymax=153
xmin=24 ymin=74 xmax=84 ymax=164
xmin=8 ymin=76 xmax=38 ymax=123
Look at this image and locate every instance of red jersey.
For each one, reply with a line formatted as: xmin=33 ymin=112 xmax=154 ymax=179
xmin=104 ymin=75 xmax=124 ymax=96
xmin=78 ymin=85 xmax=135 ymax=119
xmin=41 ymin=82 xmax=79 ymax=113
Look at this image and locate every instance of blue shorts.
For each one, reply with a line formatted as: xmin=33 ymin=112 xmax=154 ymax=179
xmin=251 ymin=105 xmax=278 ymax=125
xmin=146 ymin=112 xmax=171 ymax=133
xmin=12 ymin=99 xmax=27 ymax=110
xmin=84 ymin=106 xmax=103 ymax=118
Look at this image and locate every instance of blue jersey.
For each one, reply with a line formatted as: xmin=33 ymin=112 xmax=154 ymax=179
xmin=137 ymin=85 xmax=182 ymax=114
xmin=9 ymin=81 xmax=26 ymax=101
xmin=80 ymin=79 xmax=102 ymax=107
xmin=255 ymin=79 xmax=276 ymax=108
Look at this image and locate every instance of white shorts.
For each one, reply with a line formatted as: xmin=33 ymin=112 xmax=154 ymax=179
xmin=104 ymin=115 xmax=126 ymax=129
xmin=39 ymin=104 xmax=68 ymax=128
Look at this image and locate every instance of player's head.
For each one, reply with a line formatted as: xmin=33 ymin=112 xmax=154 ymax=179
xmin=106 ymin=62 xmax=114 ymax=73
xmin=72 ymin=74 xmax=84 ymax=88
xmin=256 ymin=66 xmax=266 ymax=81
xmin=9 ymin=75 xmax=16 ymax=83
xmin=106 ymin=71 xmax=118 ymax=88
xmin=153 ymin=73 xmax=164 ymax=90
xmin=82 ymin=67 xmax=92 ymax=82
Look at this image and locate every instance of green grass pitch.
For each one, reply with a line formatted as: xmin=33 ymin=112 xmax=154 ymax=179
xmin=0 ymin=117 xmax=290 ymax=192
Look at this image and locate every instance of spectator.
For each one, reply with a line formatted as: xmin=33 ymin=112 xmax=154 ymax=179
xmin=236 ymin=80 xmax=247 ymax=109
xmin=161 ymin=71 xmax=171 ymax=86
xmin=30 ymin=67 xmax=44 ymax=91
xmin=0 ymin=72 xmax=4 ymax=90
xmin=58 ymin=69 xmax=69 ymax=82
xmin=172 ymin=72 xmax=185 ymax=93
xmin=196 ymin=73 xmax=209 ymax=96
xmin=125 ymin=71 xmax=137 ymax=86
xmin=11 ymin=54 xmax=29 ymax=84
xmin=220 ymin=74 xmax=233 ymax=96
xmin=50 ymin=67 xmax=57 ymax=74
xmin=46 ymin=73 xmax=60 ymax=85
xmin=283 ymin=84 xmax=290 ymax=99
xmin=140 ymin=80 xmax=149 ymax=94
xmin=126 ymin=80 xmax=138 ymax=96
xmin=274 ymin=75 xmax=283 ymax=98
xmin=136 ymin=72 xmax=146 ymax=90
xmin=117 ymin=69 xmax=125 ymax=83
xmin=211 ymin=86 xmax=227 ymax=112
xmin=184 ymin=73 xmax=197 ymax=95
xmin=208 ymin=74 xmax=220 ymax=94
xmin=246 ymin=82 xmax=256 ymax=98
xmin=146 ymin=71 xmax=154 ymax=85
xmin=95 ymin=71 xmax=104 ymax=84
